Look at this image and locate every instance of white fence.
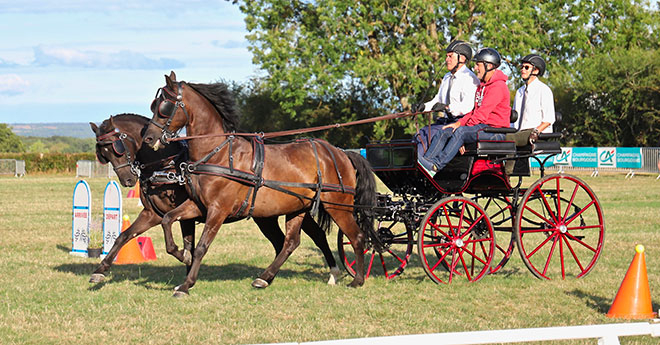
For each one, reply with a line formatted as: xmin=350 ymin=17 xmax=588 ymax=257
xmin=76 ymin=160 xmax=116 ymax=178
xmin=262 ymin=321 xmax=660 ymax=345
xmin=0 ymin=159 xmax=26 ymax=177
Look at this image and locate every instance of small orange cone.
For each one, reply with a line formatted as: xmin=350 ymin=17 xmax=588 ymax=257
xmin=137 ymin=236 xmax=157 ymax=261
xmin=114 ymin=215 xmax=146 ymax=265
xmin=127 ymin=181 xmax=140 ymax=198
xmin=606 ymin=244 xmax=657 ymax=319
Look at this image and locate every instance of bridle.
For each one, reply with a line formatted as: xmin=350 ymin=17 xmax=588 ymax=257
xmin=149 ymin=82 xmax=191 ymax=146
xmin=95 ymin=128 xmax=141 ymax=177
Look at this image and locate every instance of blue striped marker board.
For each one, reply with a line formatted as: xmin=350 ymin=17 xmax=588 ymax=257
xmin=102 ymin=181 xmax=122 ymax=257
xmin=71 ymin=180 xmax=91 ymax=257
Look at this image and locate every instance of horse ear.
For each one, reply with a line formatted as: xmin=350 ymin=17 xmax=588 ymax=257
xmin=165 ymin=71 xmax=177 ymax=89
xmin=89 ymin=122 xmax=99 ymax=135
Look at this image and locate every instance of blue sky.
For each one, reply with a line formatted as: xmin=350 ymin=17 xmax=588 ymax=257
xmin=0 ymin=0 xmax=258 ymax=124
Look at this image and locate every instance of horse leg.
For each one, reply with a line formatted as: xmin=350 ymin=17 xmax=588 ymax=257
xmin=90 ymin=209 xmax=160 ymax=283
xmin=300 ymin=213 xmax=340 ymax=285
xmin=324 ymin=207 xmax=365 ymax=287
xmin=180 ymin=219 xmax=196 ymax=274
xmin=253 ymin=216 xmax=285 ymax=256
xmin=161 ymin=200 xmax=202 ymax=264
xmin=173 ymin=207 xmax=228 ymax=297
xmin=252 ymin=213 xmax=304 ymax=288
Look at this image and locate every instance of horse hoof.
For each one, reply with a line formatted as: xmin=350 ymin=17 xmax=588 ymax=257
xmin=251 ymin=278 xmax=269 ymax=289
xmin=327 ymin=267 xmax=341 ymax=285
xmin=89 ymin=273 xmax=105 ymax=283
xmin=172 ymin=290 xmax=189 ymax=298
xmin=182 ymin=250 xmax=192 ymax=266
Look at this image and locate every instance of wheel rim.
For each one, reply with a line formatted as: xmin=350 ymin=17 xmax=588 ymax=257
xmin=337 ymin=220 xmax=414 ymax=280
xmin=515 ymin=174 xmax=605 ymax=279
xmin=473 ymin=195 xmax=515 ymax=274
xmin=418 ymin=197 xmax=495 ymax=284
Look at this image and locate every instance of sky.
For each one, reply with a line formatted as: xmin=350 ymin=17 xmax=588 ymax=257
xmin=0 ymin=0 xmax=259 ymax=124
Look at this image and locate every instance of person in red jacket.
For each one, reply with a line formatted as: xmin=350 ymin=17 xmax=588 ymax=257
xmin=418 ymin=48 xmax=511 ymax=176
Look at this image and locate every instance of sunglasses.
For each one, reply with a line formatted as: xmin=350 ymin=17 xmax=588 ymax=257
xmin=521 ymin=65 xmax=534 ymax=71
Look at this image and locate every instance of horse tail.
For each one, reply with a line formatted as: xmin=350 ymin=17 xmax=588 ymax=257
xmin=343 ymin=150 xmax=376 ymax=237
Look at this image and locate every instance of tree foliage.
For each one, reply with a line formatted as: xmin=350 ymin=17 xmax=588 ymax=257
xmin=236 ymin=0 xmax=658 ymax=145
xmin=0 ymin=124 xmax=25 ymax=153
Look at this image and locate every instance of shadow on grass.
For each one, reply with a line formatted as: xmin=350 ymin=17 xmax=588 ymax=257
xmin=54 ymin=259 xmax=337 ymax=292
xmin=567 ymin=288 xmax=660 ymax=315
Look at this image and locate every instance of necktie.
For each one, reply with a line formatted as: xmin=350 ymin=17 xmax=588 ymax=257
xmin=517 ymin=87 xmax=528 ymax=130
xmin=445 ymin=75 xmax=454 ymax=105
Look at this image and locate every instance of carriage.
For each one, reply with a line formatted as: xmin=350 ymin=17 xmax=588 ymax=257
xmin=337 ymin=125 xmax=605 ymax=284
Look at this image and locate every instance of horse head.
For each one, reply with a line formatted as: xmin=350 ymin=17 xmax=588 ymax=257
xmin=91 ymin=115 xmax=144 ymax=187
xmin=143 ymin=71 xmax=239 ymax=151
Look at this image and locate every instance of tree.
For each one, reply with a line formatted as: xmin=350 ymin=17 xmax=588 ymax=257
xmin=235 ymin=0 xmax=657 ymax=144
xmin=0 ymin=124 xmax=25 ymax=153
xmin=557 ymin=47 xmax=660 ymax=147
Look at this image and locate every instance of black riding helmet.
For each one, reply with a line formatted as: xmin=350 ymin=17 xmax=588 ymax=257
xmin=473 ymin=48 xmax=501 ymax=81
xmin=446 ymin=40 xmax=473 ymax=63
xmin=520 ymin=54 xmax=546 ymax=78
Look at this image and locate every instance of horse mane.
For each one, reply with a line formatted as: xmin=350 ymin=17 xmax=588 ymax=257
xmin=98 ymin=113 xmax=149 ymax=133
xmin=187 ymin=82 xmax=240 ymax=132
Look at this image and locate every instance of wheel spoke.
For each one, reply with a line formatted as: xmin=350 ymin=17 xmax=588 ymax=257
xmin=542 ymin=234 xmax=560 ymax=277
xmin=562 ymin=183 xmax=580 ymax=221
xmin=559 ymin=234 xmax=565 ymax=279
xmin=378 ymin=253 xmax=390 ymax=278
xmin=565 ymin=232 xmax=598 ymax=253
xmin=562 ymin=235 xmax=585 ymax=271
xmin=527 ymin=231 xmax=556 ymax=258
xmin=536 ymin=186 xmax=559 ymax=224
xmin=565 ymin=200 xmax=595 ymax=226
xmin=523 ymin=202 xmax=555 ymax=226
xmin=555 ymin=177 xmax=562 ymax=221
xmin=461 ymin=246 xmax=489 ymax=266
xmin=458 ymin=249 xmax=473 ymax=281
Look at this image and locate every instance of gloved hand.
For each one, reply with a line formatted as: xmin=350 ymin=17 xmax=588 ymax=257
xmin=529 ymin=128 xmax=540 ymax=144
xmin=431 ymin=102 xmax=447 ymax=112
xmin=411 ymin=103 xmax=426 ymax=113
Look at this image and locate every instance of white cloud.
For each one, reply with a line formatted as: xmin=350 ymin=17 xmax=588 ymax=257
xmin=0 ymin=74 xmax=30 ymax=96
xmin=33 ymin=45 xmax=185 ymax=70
xmin=0 ymin=58 xmax=19 ymax=68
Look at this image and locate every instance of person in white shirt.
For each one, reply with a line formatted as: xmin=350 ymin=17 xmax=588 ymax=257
xmin=412 ymin=40 xmax=479 ymax=157
xmin=509 ymin=54 xmax=556 ymax=146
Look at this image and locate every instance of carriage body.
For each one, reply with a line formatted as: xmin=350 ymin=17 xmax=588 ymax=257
xmin=338 ymin=131 xmax=605 ymax=284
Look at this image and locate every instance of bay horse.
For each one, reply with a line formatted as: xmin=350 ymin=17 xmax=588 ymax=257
xmin=90 ymin=113 xmax=342 ymax=284
xmin=143 ymin=72 xmax=374 ymax=296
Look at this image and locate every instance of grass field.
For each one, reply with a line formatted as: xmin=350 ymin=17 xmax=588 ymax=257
xmin=0 ymin=173 xmax=659 ymax=344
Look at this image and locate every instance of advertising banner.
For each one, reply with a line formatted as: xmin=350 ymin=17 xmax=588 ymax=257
xmin=71 ymin=180 xmax=91 ymax=257
xmin=616 ymin=147 xmax=643 ymax=169
xmin=103 ymin=181 xmax=122 ymax=256
xmin=598 ymin=147 xmax=616 ymax=168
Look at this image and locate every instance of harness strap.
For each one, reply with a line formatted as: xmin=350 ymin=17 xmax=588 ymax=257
xmin=316 ymin=140 xmax=345 ymax=193
xmin=309 ymin=140 xmax=323 ymax=217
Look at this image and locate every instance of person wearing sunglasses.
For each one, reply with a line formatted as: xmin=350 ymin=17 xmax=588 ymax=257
xmin=411 ymin=40 xmax=479 ymax=158
xmin=417 ymin=47 xmax=510 ymax=176
xmin=509 ymin=54 xmax=556 ymax=146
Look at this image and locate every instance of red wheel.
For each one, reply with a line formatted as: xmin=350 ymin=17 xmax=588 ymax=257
xmin=473 ymin=195 xmax=515 ymax=274
xmin=515 ymin=174 xmax=604 ymax=279
xmin=417 ymin=196 xmax=495 ymax=284
xmin=337 ymin=219 xmax=414 ymax=280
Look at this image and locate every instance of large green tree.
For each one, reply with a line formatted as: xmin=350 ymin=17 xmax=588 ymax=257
xmin=235 ymin=0 xmax=657 ymax=144
xmin=0 ymin=124 xmax=25 ymax=153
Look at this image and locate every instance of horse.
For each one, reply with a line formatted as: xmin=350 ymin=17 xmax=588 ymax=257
xmin=142 ymin=72 xmax=375 ymax=296
xmin=90 ymin=113 xmax=342 ymax=285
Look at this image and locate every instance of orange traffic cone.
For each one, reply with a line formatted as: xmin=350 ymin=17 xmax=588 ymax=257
xmin=137 ymin=236 xmax=157 ymax=261
xmin=606 ymin=244 xmax=656 ymax=319
xmin=114 ymin=215 xmax=146 ymax=264
xmin=127 ymin=181 xmax=140 ymax=198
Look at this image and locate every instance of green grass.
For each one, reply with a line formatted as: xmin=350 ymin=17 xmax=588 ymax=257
xmin=0 ymin=173 xmax=659 ymax=344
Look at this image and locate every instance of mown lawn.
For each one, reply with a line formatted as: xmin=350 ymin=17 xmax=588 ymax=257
xmin=0 ymin=173 xmax=658 ymax=344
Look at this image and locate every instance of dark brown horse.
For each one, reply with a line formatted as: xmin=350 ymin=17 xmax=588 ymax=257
xmin=90 ymin=113 xmax=342 ymax=285
xmin=143 ymin=72 xmax=374 ymax=296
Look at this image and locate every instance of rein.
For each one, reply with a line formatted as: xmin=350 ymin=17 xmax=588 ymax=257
xmin=167 ymin=110 xmax=431 ymax=142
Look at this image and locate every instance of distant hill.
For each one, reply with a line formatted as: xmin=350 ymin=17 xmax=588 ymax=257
xmin=10 ymin=123 xmax=95 ymax=138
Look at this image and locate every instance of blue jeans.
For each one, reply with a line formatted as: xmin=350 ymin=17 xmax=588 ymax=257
xmin=414 ymin=117 xmax=456 ymax=157
xmin=422 ymin=124 xmax=504 ymax=171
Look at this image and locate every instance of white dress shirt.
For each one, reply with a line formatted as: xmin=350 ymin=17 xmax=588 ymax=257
xmin=512 ymin=78 xmax=556 ymax=133
xmin=423 ymin=65 xmax=479 ymax=116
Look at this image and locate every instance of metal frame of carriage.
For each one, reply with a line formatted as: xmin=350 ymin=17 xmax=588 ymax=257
xmin=337 ymin=124 xmax=605 ymax=284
